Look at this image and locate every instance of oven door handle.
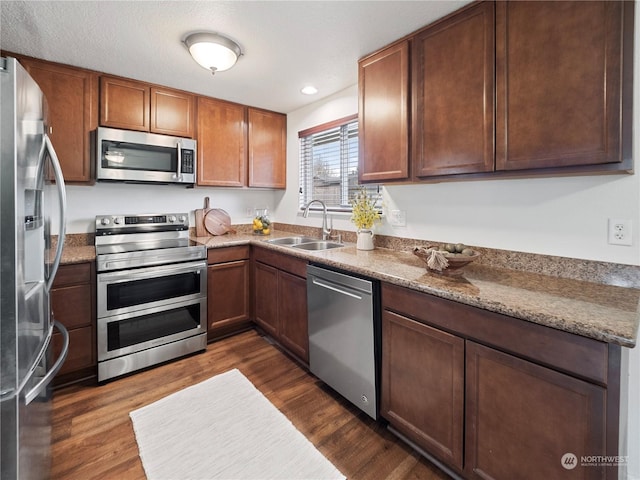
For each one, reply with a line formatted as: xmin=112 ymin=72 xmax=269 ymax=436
xmin=97 ymin=260 xmax=206 ymax=283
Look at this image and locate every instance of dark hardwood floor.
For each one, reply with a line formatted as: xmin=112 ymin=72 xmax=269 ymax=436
xmin=51 ymin=329 xmax=451 ymax=479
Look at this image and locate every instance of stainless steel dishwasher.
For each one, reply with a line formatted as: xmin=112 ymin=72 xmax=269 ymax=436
xmin=307 ymin=264 xmax=379 ymax=420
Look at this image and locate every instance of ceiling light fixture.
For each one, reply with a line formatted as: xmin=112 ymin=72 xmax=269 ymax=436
xmin=301 ymin=86 xmax=318 ymax=95
xmin=184 ymin=32 xmax=242 ymax=75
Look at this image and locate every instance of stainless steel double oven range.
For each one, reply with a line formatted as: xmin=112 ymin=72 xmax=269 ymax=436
xmin=95 ymin=213 xmax=207 ymax=382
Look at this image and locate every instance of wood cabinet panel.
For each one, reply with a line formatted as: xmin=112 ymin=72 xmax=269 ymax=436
xmin=151 ymin=87 xmax=195 ymax=138
xmin=277 ymin=270 xmax=309 ymax=363
xmin=207 ymin=260 xmax=250 ymax=340
xmin=207 ymin=245 xmax=250 ymax=264
xmin=50 ymin=262 xmax=96 ymax=385
xmin=381 ymin=310 xmax=464 ymax=469
xmin=412 ymin=2 xmax=494 ymax=177
xmin=100 ymin=76 xmax=150 ymax=132
xmin=381 ymin=283 xmax=609 ymax=385
xmin=252 ymin=246 xmax=307 ymax=278
xmin=52 ymin=262 xmax=91 ymax=288
xmin=197 ymin=97 xmax=247 ymax=186
xmin=495 ymin=1 xmax=627 ymax=171
xmin=253 ymin=261 xmax=279 ymax=337
xmin=20 ymin=58 xmax=98 ymax=183
xmin=465 ymin=341 xmax=606 ymax=480
xmin=51 ymin=284 xmax=92 ymax=330
xmin=53 ymin=326 xmax=94 ymax=377
xmin=248 ymin=108 xmax=286 ymax=188
xmin=252 ymin=247 xmax=309 ymax=363
xmin=358 ymin=41 xmax=410 ymax=182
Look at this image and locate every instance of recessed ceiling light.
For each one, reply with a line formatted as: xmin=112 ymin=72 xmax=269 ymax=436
xmin=301 ymin=86 xmax=318 ymax=95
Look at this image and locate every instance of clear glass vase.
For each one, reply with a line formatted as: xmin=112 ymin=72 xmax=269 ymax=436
xmin=253 ymin=208 xmax=271 ymax=235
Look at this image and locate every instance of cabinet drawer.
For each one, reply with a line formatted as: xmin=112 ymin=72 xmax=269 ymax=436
xmin=53 ymin=263 xmax=92 ymax=288
xmin=207 ymin=246 xmax=250 ymax=264
xmin=53 ymin=326 xmax=94 ymax=376
xmin=52 ymin=283 xmax=93 ymax=330
xmin=252 ymin=246 xmax=307 ymax=278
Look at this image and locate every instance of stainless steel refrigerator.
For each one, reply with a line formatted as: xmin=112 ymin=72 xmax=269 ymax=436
xmin=1 ymin=56 xmax=70 ymax=479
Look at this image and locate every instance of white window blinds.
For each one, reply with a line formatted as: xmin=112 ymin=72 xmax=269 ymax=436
xmin=299 ymin=115 xmax=380 ymax=211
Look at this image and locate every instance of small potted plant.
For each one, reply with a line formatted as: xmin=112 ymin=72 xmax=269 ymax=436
xmin=350 ymin=188 xmax=380 ymax=250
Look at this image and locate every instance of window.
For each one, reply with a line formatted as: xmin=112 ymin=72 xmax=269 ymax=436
xmin=299 ymin=114 xmax=379 ymax=211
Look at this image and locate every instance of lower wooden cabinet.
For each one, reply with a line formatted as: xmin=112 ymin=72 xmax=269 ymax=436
xmin=51 ymin=262 xmax=96 ymax=385
xmin=465 ymin=341 xmax=606 ymax=480
xmin=381 ymin=310 xmax=464 ymax=469
xmin=252 ymin=246 xmax=308 ymax=363
xmin=207 ymin=246 xmax=250 ymax=341
xmin=381 ymin=282 xmax=621 ymax=480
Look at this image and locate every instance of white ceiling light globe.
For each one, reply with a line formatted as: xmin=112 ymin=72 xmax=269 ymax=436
xmin=184 ymin=32 xmax=242 ymax=74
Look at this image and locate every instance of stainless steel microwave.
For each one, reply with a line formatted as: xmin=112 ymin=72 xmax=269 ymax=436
xmin=96 ymin=127 xmax=196 ymax=185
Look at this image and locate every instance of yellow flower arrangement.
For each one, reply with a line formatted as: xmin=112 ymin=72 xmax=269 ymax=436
xmin=350 ymin=188 xmax=381 ymax=230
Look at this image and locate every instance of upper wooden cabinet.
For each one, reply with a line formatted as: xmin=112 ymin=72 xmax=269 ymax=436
xmin=412 ymin=1 xmax=494 ymax=178
xmin=197 ymin=97 xmax=247 ymax=187
xmin=20 ymin=57 xmax=98 ymax=184
xmin=358 ymin=0 xmax=633 ymax=182
xmin=196 ymin=102 xmax=286 ymax=188
xmin=100 ymin=76 xmax=195 ymax=138
xmin=358 ymin=41 xmax=410 ymax=183
xmin=248 ymin=108 xmax=287 ymax=188
xmin=495 ymin=1 xmax=630 ymax=171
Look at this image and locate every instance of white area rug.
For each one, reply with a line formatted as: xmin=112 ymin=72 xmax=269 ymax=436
xmin=129 ymin=369 xmax=345 ymax=480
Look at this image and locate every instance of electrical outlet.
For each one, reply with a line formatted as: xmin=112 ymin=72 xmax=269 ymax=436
xmin=389 ymin=210 xmax=406 ymax=227
xmin=608 ymin=219 xmax=632 ymax=246
xmin=245 ymin=207 xmax=254 ymax=218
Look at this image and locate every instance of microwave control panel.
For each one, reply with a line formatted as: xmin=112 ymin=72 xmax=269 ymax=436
xmin=181 ymin=150 xmax=194 ymax=174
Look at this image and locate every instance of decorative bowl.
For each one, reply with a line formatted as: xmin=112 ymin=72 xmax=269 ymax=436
xmin=413 ymin=245 xmax=481 ymax=276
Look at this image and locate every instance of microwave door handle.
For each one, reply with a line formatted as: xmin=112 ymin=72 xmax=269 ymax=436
xmin=44 ymin=134 xmax=67 ymax=293
xmin=176 ymin=142 xmax=182 ymax=181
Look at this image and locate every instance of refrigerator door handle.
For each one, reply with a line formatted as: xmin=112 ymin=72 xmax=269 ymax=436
xmin=24 ymin=321 xmax=69 ymax=405
xmin=43 ymin=134 xmax=67 ymax=293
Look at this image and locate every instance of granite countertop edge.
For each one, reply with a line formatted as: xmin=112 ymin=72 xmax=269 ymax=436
xmin=59 ymin=232 xmax=640 ymax=348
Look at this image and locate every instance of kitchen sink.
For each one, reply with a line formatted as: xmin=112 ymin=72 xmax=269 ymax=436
xmin=291 ymin=241 xmax=344 ymax=251
xmin=265 ymin=236 xmax=319 ymax=245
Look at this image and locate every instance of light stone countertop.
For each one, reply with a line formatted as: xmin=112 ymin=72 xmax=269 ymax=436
xmin=192 ymin=231 xmax=640 ymax=348
xmin=59 ymin=231 xmax=640 ymax=347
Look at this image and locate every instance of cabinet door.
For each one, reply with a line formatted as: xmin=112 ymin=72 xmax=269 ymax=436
xmin=197 ymin=97 xmax=247 ymax=186
xmin=50 ymin=263 xmax=96 ymax=383
xmin=207 ymin=260 xmax=250 ymax=340
xmin=412 ymin=2 xmax=494 ymax=177
xmin=358 ymin=41 xmax=410 ymax=182
xmin=52 ymin=327 xmax=94 ymax=377
xmin=21 ymin=59 xmax=98 ymax=183
xmin=248 ymin=108 xmax=286 ymax=188
xmin=465 ymin=341 xmax=606 ymax=480
xmin=151 ymin=87 xmax=195 ymax=138
xmin=51 ymin=284 xmax=92 ymax=330
xmin=381 ymin=310 xmax=464 ymax=469
xmin=495 ymin=1 xmax=626 ymax=171
xmin=100 ymin=76 xmax=150 ymax=132
xmin=253 ymin=262 xmax=279 ymax=337
xmin=277 ymin=271 xmax=308 ymax=363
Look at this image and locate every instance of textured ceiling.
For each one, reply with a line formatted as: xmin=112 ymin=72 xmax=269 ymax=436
xmin=1 ymin=1 xmax=469 ymax=113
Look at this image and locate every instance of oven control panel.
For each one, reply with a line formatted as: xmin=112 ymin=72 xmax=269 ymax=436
xmin=95 ymin=213 xmax=189 ymax=234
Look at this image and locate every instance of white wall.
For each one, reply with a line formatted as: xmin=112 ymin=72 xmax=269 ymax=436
xmin=276 ymin=7 xmax=640 ymax=477
xmin=64 ymin=183 xmax=277 ymax=234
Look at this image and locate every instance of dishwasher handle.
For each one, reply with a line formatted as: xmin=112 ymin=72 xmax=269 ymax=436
xmin=311 ymin=276 xmax=364 ymax=300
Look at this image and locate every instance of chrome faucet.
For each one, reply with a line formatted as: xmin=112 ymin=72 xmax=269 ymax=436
xmin=303 ymin=200 xmax=331 ymax=240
